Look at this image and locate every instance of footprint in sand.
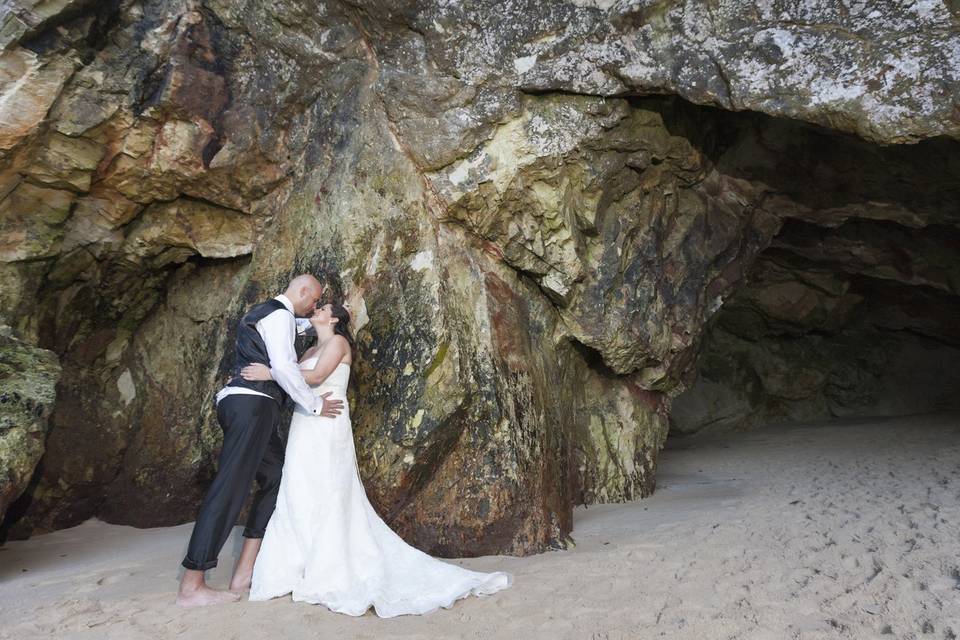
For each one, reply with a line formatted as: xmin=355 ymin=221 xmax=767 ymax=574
xmin=96 ymin=571 xmax=132 ymax=586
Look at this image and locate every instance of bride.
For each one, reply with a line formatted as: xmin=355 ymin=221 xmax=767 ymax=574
xmin=238 ymin=302 xmax=512 ymax=617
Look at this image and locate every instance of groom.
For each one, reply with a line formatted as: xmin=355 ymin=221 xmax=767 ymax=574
xmin=176 ymin=274 xmax=344 ymax=607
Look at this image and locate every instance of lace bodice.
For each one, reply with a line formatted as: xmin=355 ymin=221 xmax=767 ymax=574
xmin=298 ymin=357 xmax=350 ymax=396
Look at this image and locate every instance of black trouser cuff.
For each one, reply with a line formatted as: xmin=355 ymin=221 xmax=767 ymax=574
xmin=181 ymin=557 xmax=218 ymax=571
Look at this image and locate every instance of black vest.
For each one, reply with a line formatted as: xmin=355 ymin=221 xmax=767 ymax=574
xmin=227 ymin=298 xmax=290 ymax=404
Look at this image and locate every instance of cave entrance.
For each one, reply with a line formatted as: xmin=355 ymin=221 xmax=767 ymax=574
xmin=670 ymin=215 xmax=960 ymax=436
xmin=654 ymin=99 xmax=960 ymax=439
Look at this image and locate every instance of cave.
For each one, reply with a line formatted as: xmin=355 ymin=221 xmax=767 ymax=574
xmin=660 ymin=100 xmax=960 ymax=435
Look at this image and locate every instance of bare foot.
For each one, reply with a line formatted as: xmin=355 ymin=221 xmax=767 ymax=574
xmin=228 ymin=573 xmax=251 ymax=593
xmin=176 ymin=584 xmax=241 ymax=608
xmin=229 ymin=537 xmax=262 ymax=594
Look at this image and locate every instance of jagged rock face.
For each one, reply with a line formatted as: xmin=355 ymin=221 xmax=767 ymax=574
xmin=0 ymin=332 xmax=60 ymax=518
xmin=353 ymin=0 xmax=960 ymax=149
xmin=670 ymin=114 xmax=960 ymax=434
xmin=0 ymin=0 xmax=958 ymax=553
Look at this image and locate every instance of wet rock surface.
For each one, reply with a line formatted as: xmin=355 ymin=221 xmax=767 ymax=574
xmin=0 ymin=0 xmax=957 ymax=553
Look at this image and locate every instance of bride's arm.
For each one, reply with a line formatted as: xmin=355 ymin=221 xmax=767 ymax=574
xmin=240 ymin=338 xmax=347 ymax=385
xmin=301 ymin=336 xmax=348 ymax=386
xmin=240 ymin=363 xmax=272 ymax=380
xmin=239 ymin=345 xmax=325 ymax=382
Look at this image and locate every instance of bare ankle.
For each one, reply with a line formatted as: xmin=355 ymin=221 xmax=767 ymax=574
xmin=179 ymin=569 xmax=207 ymax=595
xmin=229 ymin=574 xmax=252 ymax=591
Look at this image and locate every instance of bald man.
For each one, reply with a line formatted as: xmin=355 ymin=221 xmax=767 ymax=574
xmin=177 ymin=274 xmax=344 ymax=607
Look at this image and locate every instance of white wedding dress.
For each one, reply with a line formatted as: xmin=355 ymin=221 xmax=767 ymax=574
xmin=248 ymin=358 xmax=512 ymax=616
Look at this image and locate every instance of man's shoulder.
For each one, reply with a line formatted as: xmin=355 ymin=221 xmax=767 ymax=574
xmin=248 ymin=298 xmax=292 ymax=314
xmin=261 ymin=298 xmax=290 ymax=311
xmin=257 ymin=300 xmax=297 ymax=327
xmin=243 ymin=299 xmax=293 ymax=326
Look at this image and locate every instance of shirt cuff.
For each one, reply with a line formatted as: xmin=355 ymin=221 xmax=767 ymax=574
xmin=296 ymin=318 xmax=316 ymax=336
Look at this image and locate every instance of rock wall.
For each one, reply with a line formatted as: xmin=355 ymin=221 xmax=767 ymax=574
xmin=670 ymin=108 xmax=960 ymax=433
xmin=1 ymin=0 xmax=958 ymax=553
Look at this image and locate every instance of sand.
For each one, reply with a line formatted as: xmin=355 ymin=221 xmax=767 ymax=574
xmin=2 ymin=413 xmax=958 ymax=640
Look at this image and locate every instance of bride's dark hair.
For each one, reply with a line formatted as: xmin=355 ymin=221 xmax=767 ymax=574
xmin=329 ymin=302 xmax=356 ymax=358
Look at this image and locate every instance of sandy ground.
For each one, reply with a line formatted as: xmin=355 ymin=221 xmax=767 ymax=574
xmin=1 ymin=413 xmax=958 ymax=640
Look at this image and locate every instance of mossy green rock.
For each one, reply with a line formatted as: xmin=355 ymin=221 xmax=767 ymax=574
xmin=0 ymin=332 xmax=60 ymax=522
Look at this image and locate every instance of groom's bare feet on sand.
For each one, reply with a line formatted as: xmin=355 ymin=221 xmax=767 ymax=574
xmin=176 ymin=584 xmax=241 ymax=607
xmin=177 ymin=570 xmax=240 ymax=607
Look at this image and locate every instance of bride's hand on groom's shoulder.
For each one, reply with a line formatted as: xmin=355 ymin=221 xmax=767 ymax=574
xmin=241 ymin=363 xmax=272 ymax=381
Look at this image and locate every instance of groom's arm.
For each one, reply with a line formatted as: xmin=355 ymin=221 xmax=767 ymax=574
xmin=259 ymin=311 xmax=321 ymax=414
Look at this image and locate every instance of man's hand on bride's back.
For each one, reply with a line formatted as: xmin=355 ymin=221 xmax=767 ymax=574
xmin=240 ymin=363 xmax=272 ymax=381
xmin=319 ymin=392 xmax=344 ymax=418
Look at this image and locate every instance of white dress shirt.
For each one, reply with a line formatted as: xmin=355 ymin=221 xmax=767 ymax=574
xmin=215 ymin=294 xmax=321 ymax=414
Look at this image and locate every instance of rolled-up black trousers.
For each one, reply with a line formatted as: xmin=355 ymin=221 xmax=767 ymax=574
xmin=181 ymin=394 xmax=284 ymax=571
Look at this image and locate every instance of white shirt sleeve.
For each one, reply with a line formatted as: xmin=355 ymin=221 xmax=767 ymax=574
xmin=258 ymin=310 xmax=320 ymax=414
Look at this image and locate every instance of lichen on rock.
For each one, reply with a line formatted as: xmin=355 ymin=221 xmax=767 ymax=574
xmin=0 ymin=330 xmax=61 ymax=523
